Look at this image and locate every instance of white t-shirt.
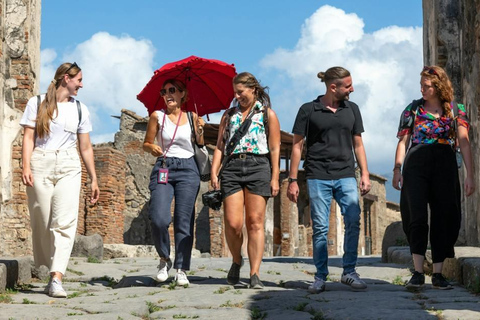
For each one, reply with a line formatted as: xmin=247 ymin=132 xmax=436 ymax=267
xmin=155 ymin=110 xmax=194 ymax=159
xmin=20 ymin=94 xmax=92 ymax=150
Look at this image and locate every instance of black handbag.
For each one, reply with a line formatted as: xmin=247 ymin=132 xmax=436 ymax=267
xmin=187 ymin=112 xmax=211 ymax=181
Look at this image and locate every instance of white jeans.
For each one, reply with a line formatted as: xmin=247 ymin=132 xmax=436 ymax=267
xmin=26 ymin=148 xmax=81 ymax=274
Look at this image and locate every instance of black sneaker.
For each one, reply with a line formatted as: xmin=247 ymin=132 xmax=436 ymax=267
xmin=227 ymin=261 xmax=242 ymax=285
xmin=405 ymin=271 xmax=425 ymax=289
xmin=432 ymin=273 xmax=453 ymax=290
xmin=249 ymin=273 xmax=264 ymax=289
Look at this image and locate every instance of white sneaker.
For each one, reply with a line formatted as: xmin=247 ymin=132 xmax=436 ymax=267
xmin=156 ymin=258 xmax=172 ymax=282
xmin=49 ymin=278 xmax=67 ymax=298
xmin=308 ymin=276 xmax=326 ymax=293
xmin=341 ymin=271 xmax=367 ymax=290
xmin=175 ymin=269 xmax=189 ymax=286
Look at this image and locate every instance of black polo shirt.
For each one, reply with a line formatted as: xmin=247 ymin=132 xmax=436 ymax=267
xmin=292 ymin=95 xmax=364 ymax=180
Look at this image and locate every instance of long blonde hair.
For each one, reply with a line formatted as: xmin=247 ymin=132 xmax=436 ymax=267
xmin=36 ymin=62 xmax=81 ymax=138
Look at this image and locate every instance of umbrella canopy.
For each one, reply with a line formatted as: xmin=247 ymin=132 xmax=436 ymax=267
xmin=137 ymin=55 xmax=236 ymax=116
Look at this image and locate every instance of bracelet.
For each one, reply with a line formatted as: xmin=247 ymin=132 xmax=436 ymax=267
xmin=197 ymin=126 xmax=204 ymax=135
xmin=393 ymin=165 xmax=401 ymax=172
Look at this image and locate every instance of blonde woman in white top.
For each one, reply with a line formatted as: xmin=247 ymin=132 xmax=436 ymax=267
xmin=143 ymin=79 xmax=205 ymax=286
xmin=20 ymin=62 xmax=99 ymax=298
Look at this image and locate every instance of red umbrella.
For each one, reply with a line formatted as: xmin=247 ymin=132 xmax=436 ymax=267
xmin=137 ymin=55 xmax=236 ymax=116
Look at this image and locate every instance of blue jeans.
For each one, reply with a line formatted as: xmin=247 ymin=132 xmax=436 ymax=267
xmin=148 ymin=157 xmax=200 ymax=270
xmin=307 ymin=178 xmax=361 ymax=280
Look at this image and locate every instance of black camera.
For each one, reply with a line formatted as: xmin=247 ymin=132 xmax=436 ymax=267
xmin=202 ymin=190 xmax=222 ymax=210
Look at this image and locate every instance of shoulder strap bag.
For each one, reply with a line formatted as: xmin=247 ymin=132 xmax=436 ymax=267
xmin=187 ymin=112 xmax=211 ymax=182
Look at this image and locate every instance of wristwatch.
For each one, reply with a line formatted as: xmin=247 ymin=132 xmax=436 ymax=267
xmin=288 ymin=177 xmax=297 ymax=183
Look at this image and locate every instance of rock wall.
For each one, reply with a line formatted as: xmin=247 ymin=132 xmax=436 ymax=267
xmin=423 ymin=0 xmax=480 ymax=245
xmin=0 ymin=0 xmax=40 ymax=256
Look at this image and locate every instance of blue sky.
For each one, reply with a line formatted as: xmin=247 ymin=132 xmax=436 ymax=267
xmin=40 ymin=1 xmax=423 ymax=201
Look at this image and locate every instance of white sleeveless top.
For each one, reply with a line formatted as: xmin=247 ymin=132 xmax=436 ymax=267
xmin=155 ymin=110 xmax=194 ymax=158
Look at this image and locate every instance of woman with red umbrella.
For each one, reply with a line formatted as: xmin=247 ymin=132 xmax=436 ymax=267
xmin=143 ymin=79 xmax=205 ymax=286
xmin=211 ymin=72 xmax=281 ymax=289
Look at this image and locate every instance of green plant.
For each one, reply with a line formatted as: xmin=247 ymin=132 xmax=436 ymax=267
xmin=251 ymin=307 xmax=267 ymax=319
xmin=66 ymin=267 xmax=85 ymax=276
xmin=220 ymin=300 xmax=244 ymax=308
xmin=267 ymin=270 xmax=281 ymax=275
xmin=214 ymin=286 xmax=230 ymax=294
xmin=22 ymin=298 xmax=36 ymax=304
xmin=87 ymin=256 xmax=101 ymax=263
xmin=67 ymin=313 xmax=83 ymax=316
xmin=392 ymin=276 xmax=405 ymax=286
xmin=67 ymin=291 xmax=83 ymax=299
xmin=91 ymin=275 xmax=118 ymax=287
xmin=0 ymin=294 xmax=13 ymax=304
xmin=173 ymin=315 xmax=187 ymax=319
xmin=467 ymin=275 xmax=480 ymax=294
xmin=293 ymin=302 xmax=309 ymax=311
xmin=146 ymin=301 xmax=161 ymax=313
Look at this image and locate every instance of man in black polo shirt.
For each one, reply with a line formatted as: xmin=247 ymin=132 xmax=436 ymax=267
xmin=287 ymin=66 xmax=371 ymax=293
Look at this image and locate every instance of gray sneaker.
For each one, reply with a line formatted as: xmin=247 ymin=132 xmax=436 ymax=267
xmin=341 ymin=272 xmax=367 ymax=290
xmin=308 ymin=277 xmax=326 ymax=293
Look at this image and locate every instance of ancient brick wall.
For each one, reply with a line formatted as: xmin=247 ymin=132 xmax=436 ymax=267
xmin=0 ymin=0 xmax=40 ymax=257
xmin=78 ymin=147 xmax=126 ymax=244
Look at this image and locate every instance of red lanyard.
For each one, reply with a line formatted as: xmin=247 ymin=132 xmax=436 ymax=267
xmin=160 ymin=110 xmax=182 ymax=163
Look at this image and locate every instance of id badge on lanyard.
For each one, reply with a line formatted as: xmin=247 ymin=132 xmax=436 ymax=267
xmin=157 ymin=110 xmax=182 ymax=185
xmin=158 ymin=167 xmax=169 ymax=184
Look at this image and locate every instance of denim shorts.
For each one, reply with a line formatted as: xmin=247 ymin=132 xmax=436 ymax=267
xmin=221 ymin=154 xmax=271 ymax=198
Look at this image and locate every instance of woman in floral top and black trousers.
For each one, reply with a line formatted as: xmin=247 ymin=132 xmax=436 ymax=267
xmin=211 ymin=72 xmax=281 ymax=289
xmin=392 ymin=65 xmax=475 ymax=290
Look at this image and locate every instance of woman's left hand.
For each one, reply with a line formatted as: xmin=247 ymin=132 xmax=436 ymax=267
xmin=90 ymin=179 xmax=100 ymax=204
xmin=271 ymin=179 xmax=279 ymax=197
xmin=465 ymin=175 xmax=475 ymax=197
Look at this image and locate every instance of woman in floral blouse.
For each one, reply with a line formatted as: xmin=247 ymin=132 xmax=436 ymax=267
xmin=211 ymin=72 xmax=281 ymax=289
xmin=392 ymin=65 xmax=475 ymax=290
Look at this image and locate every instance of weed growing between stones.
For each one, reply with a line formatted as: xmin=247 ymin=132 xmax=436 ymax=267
xmin=87 ymin=256 xmax=101 ymax=263
xmin=66 ymin=267 xmax=85 ymax=276
xmin=219 ymin=299 xmax=244 ymax=308
xmin=267 ymin=270 xmax=281 ymax=275
xmin=0 ymin=293 xmax=13 ymax=304
xmin=251 ymin=306 xmax=267 ymax=319
xmin=22 ymin=298 xmax=35 ymax=304
xmin=392 ymin=275 xmax=406 ymax=286
xmin=214 ymin=286 xmax=231 ymax=294
xmin=293 ymin=301 xmax=309 ymax=311
xmin=467 ymin=275 xmax=480 ymax=294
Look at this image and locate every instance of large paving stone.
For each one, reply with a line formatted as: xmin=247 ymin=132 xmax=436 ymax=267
xmin=0 ymin=256 xmax=32 ymax=288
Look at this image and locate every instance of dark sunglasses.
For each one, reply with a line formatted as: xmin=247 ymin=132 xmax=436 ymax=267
xmin=65 ymin=62 xmax=80 ymax=74
xmin=423 ymin=66 xmax=438 ymax=76
xmin=160 ymin=87 xmax=180 ymax=96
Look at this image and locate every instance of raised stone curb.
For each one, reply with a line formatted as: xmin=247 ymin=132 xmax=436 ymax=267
xmin=0 ymin=256 xmax=33 ymax=290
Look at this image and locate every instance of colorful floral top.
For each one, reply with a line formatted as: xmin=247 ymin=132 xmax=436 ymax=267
xmin=226 ymin=101 xmax=269 ymax=155
xmin=397 ymin=100 xmax=469 ymax=147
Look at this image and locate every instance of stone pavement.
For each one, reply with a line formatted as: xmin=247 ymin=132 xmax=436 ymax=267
xmin=1 ymin=254 xmax=480 ymax=320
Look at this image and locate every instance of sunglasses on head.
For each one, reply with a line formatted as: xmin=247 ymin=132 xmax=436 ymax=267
xmin=65 ymin=62 xmax=80 ymax=74
xmin=160 ymin=87 xmax=179 ymax=96
xmin=423 ymin=66 xmax=438 ymax=76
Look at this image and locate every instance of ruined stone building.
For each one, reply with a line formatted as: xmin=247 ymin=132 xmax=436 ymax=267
xmin=0 ymin=0 xmax=40 ymax=256
xmin=2 ymin=0 xmax=480 ymax=260
xmin=423 ymin=0 xmax=480 ymax=245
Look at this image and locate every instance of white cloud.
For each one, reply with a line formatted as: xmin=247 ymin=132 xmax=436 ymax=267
xmin=63 ymin=32 xmax=155 ymax=117
xmin=40 ymin=32 xmax=156 ymax=143
xmin=40 ymin=48 xmax=57 ymax=91
xmin=260 ymin=5 xmax=423 ymax=176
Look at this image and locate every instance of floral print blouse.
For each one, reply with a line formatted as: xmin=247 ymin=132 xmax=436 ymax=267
xmin=226 ymin=101 xmax=269 ymax=155
xmin=397 ymin=100 xmax=469 ymax=147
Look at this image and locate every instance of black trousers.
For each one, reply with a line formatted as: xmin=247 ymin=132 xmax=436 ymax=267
xmin=400 ymin=144 xmax=461 ymax=263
